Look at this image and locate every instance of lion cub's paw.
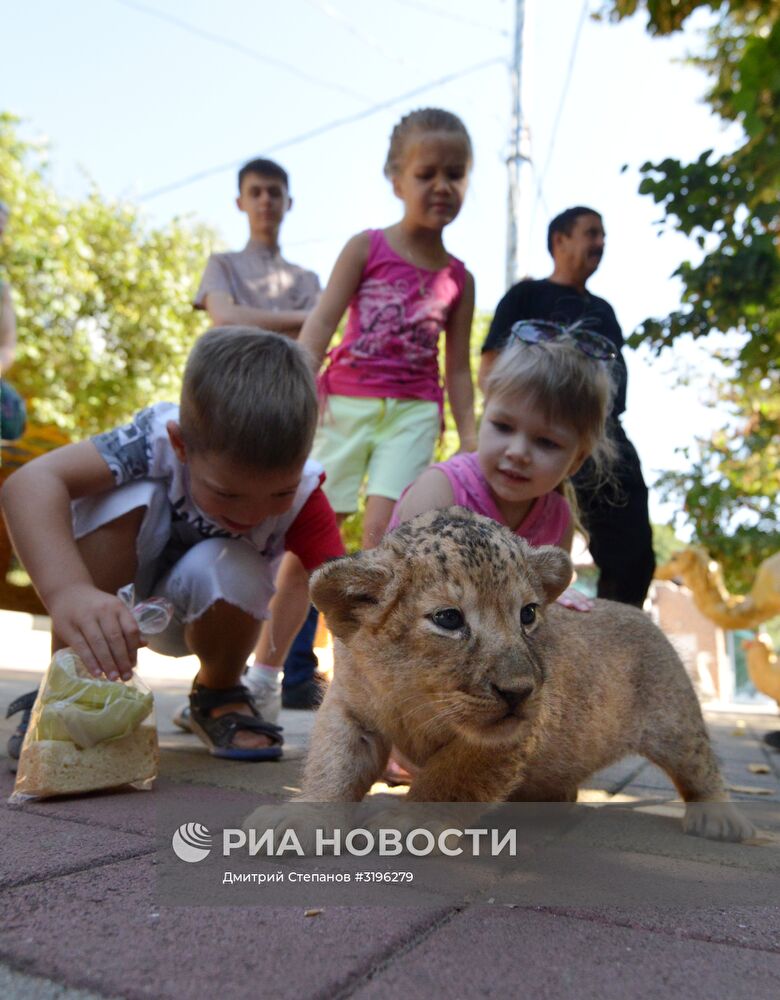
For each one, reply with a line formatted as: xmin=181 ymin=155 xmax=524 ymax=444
xmin=242 ymin=802 xmax=341 ymax=855
xmin=683 ymin=801 xmax=756 ymax=843
xmin=361 ymin=797 xmax=463 ymax=856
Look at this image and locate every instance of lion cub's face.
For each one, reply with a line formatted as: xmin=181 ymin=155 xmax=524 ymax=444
xmin=311 ymin=508 xmax=572 ymax=746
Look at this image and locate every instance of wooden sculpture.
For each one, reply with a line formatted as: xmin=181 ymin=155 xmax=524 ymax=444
xmin=655 ymin=547 xmax=780 ymax=631
xmin=656 ymin=547 xmax=780 ymax=706
xmin=742 ymin=635 xmax=780 ymax=707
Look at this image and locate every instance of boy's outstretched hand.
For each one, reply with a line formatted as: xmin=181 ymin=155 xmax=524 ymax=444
xmin=48 ymin=584 xmax=145 ymax=681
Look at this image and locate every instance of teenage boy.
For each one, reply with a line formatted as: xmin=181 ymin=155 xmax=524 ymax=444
xmin=194 ymin=158 xmax=320 ymax=336
xmin=194 ymin=158 xmax=323 ymax=716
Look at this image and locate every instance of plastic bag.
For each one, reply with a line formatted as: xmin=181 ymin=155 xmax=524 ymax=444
xmin=10 ymin=587 xmax=173 ymax=802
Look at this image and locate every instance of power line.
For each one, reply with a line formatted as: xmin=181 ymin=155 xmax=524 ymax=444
xmin=387 ymin=0 xmax=509 ymax=37
xmin=300 ymin=0 xmax=410 ymax=65
xmin=540 ymin=0 xmax=588 ymax=179
xmin=538 ymin=0 xmax=589 ymax=199
xmin=505 ymin=0 xmax=528 ymax=288
xmin=525 ymin=159 xmax=550 ymax=268
xmin=113 ymin=0 xmax=369 ymax=104
xmin=138 ymin=56 xmax=505 ymax=201
xmin=530 ymin=160 xmax=550 ymax=219
xmin=527 ymin=0 xmax=589 ymax=244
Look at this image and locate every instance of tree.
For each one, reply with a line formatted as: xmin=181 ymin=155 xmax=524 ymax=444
xmin=652 ymin=521 xmax=688 ymax=566
xmin=602 ymin=1 xmax=779 ymax=591
xmin=0 ymin=113 xmax=212 ymax=439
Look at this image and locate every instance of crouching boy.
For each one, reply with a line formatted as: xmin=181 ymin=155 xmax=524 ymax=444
xmin=1 ymin=328 xmax=344 ymax=761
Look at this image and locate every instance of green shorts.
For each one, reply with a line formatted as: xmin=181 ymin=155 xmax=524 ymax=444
xmin=313 ymin=395 xmax=439 ymax=513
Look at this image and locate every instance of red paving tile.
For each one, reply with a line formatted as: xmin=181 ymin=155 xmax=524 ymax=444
xmin=0 ymin=855 xmax=450 ymax=1000
xmin=352 ymin=907 xmax=780 ymax=1000
xmin=0 ymin=806 xmax=152 ymax=889
xmin=1 ymin=665 xmax=778 ymax=1000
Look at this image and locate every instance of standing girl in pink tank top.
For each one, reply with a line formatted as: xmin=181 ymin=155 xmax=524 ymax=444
xmin=390 ymin=325 xmax=618 ymax=604
xmin=298 ymin=108 xmax=477 ymax=548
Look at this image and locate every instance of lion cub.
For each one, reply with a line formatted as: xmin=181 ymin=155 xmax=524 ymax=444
xmin=301 ymin=508 xmax=753 ymax=842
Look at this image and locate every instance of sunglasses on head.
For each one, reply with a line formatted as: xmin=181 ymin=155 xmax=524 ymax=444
xmin=509 ymin=320 xmax=617 ymax=360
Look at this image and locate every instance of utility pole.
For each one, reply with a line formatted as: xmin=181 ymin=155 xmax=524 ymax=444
xmin=506 ymin=0 xmax=530 ymax=290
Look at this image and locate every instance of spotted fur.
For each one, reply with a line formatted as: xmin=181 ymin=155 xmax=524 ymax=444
xmin=302 ymin=508 xmax=754 ymax=842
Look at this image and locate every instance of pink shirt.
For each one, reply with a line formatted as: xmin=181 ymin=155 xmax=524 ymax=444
xmin=388 ymin=451 xmax=571 ymax=547
xmin=320 ymin=229 xmax=466 ymax=407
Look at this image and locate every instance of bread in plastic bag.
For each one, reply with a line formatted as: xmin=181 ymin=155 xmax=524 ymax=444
xmin=10 ymin=588 xmax=173 ymax=802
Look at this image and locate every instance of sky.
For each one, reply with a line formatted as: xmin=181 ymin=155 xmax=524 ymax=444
xmin=1 ymin=0 xmax=740 ymax=531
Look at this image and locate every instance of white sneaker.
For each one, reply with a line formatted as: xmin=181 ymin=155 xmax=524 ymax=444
xmin=243 ymin=666 xmax=282 ymax=725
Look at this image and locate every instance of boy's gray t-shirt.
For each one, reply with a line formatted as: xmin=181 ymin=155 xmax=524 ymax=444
xmin=194 ymin=241 xmax=320 ymax=312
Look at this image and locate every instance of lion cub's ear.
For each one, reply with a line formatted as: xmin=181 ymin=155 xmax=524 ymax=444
xmin=526 ymin=545 xmax=573 ymax=604
xmin=310 ymin=552 xmax=394 ymax=640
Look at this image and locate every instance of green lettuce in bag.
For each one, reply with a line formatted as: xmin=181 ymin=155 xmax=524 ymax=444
xmin=32 ymin=649 xmax=154 ymax=748
xmin=11 ymin=589 xmax=173 ymax=801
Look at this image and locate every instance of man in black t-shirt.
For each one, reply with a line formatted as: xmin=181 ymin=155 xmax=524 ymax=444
xmin=480 ymin=206 xmax=655 ymax=607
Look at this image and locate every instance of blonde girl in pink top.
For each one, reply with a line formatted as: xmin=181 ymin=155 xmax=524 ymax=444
xmin=391 ymin=323 xmax=618 ymax=604
xmin=382 ymin=322 xmax=617 ymax=783
xmin=298 ymin=107 xmax=477 ymax=548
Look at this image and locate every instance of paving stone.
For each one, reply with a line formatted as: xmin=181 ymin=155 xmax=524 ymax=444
xmin=166 ymin=754 xmax=307 ymax=798
xmin=580 ymin=756 xmax=648 ymax=793
xmin=721 ymin=771 xmax=779 ymax=799
xmin=8 ymin=778 xmax=274 ymax=843
xmin=491 ymin=841 xmax=780 ymax=913
xmin=717 ymin=742 xmax=780 ymax=767
xmin=0 ymin=855 xmax=449 ymax=1000
xmin=151 ymin=685 xmax=312 ymax=795
xmin=0 ymin=805 xmax=152 ymax=888
xmin=2 ymin=675 xmax=780 ymax=1000
xmin=621 ymin=768 xmax=677 ymax=793
xmin=551 ymin=799 xmax=780 ymax=872
xmin=763 ymin=753 xmax=780 ymax=782
xmin=352 ymin=907 xmax=780 ymax=1000
xmin=532 ymin=903 xmax=780 ymax=954
xmin=0 ymin=962 xmax=118 ymax=1000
